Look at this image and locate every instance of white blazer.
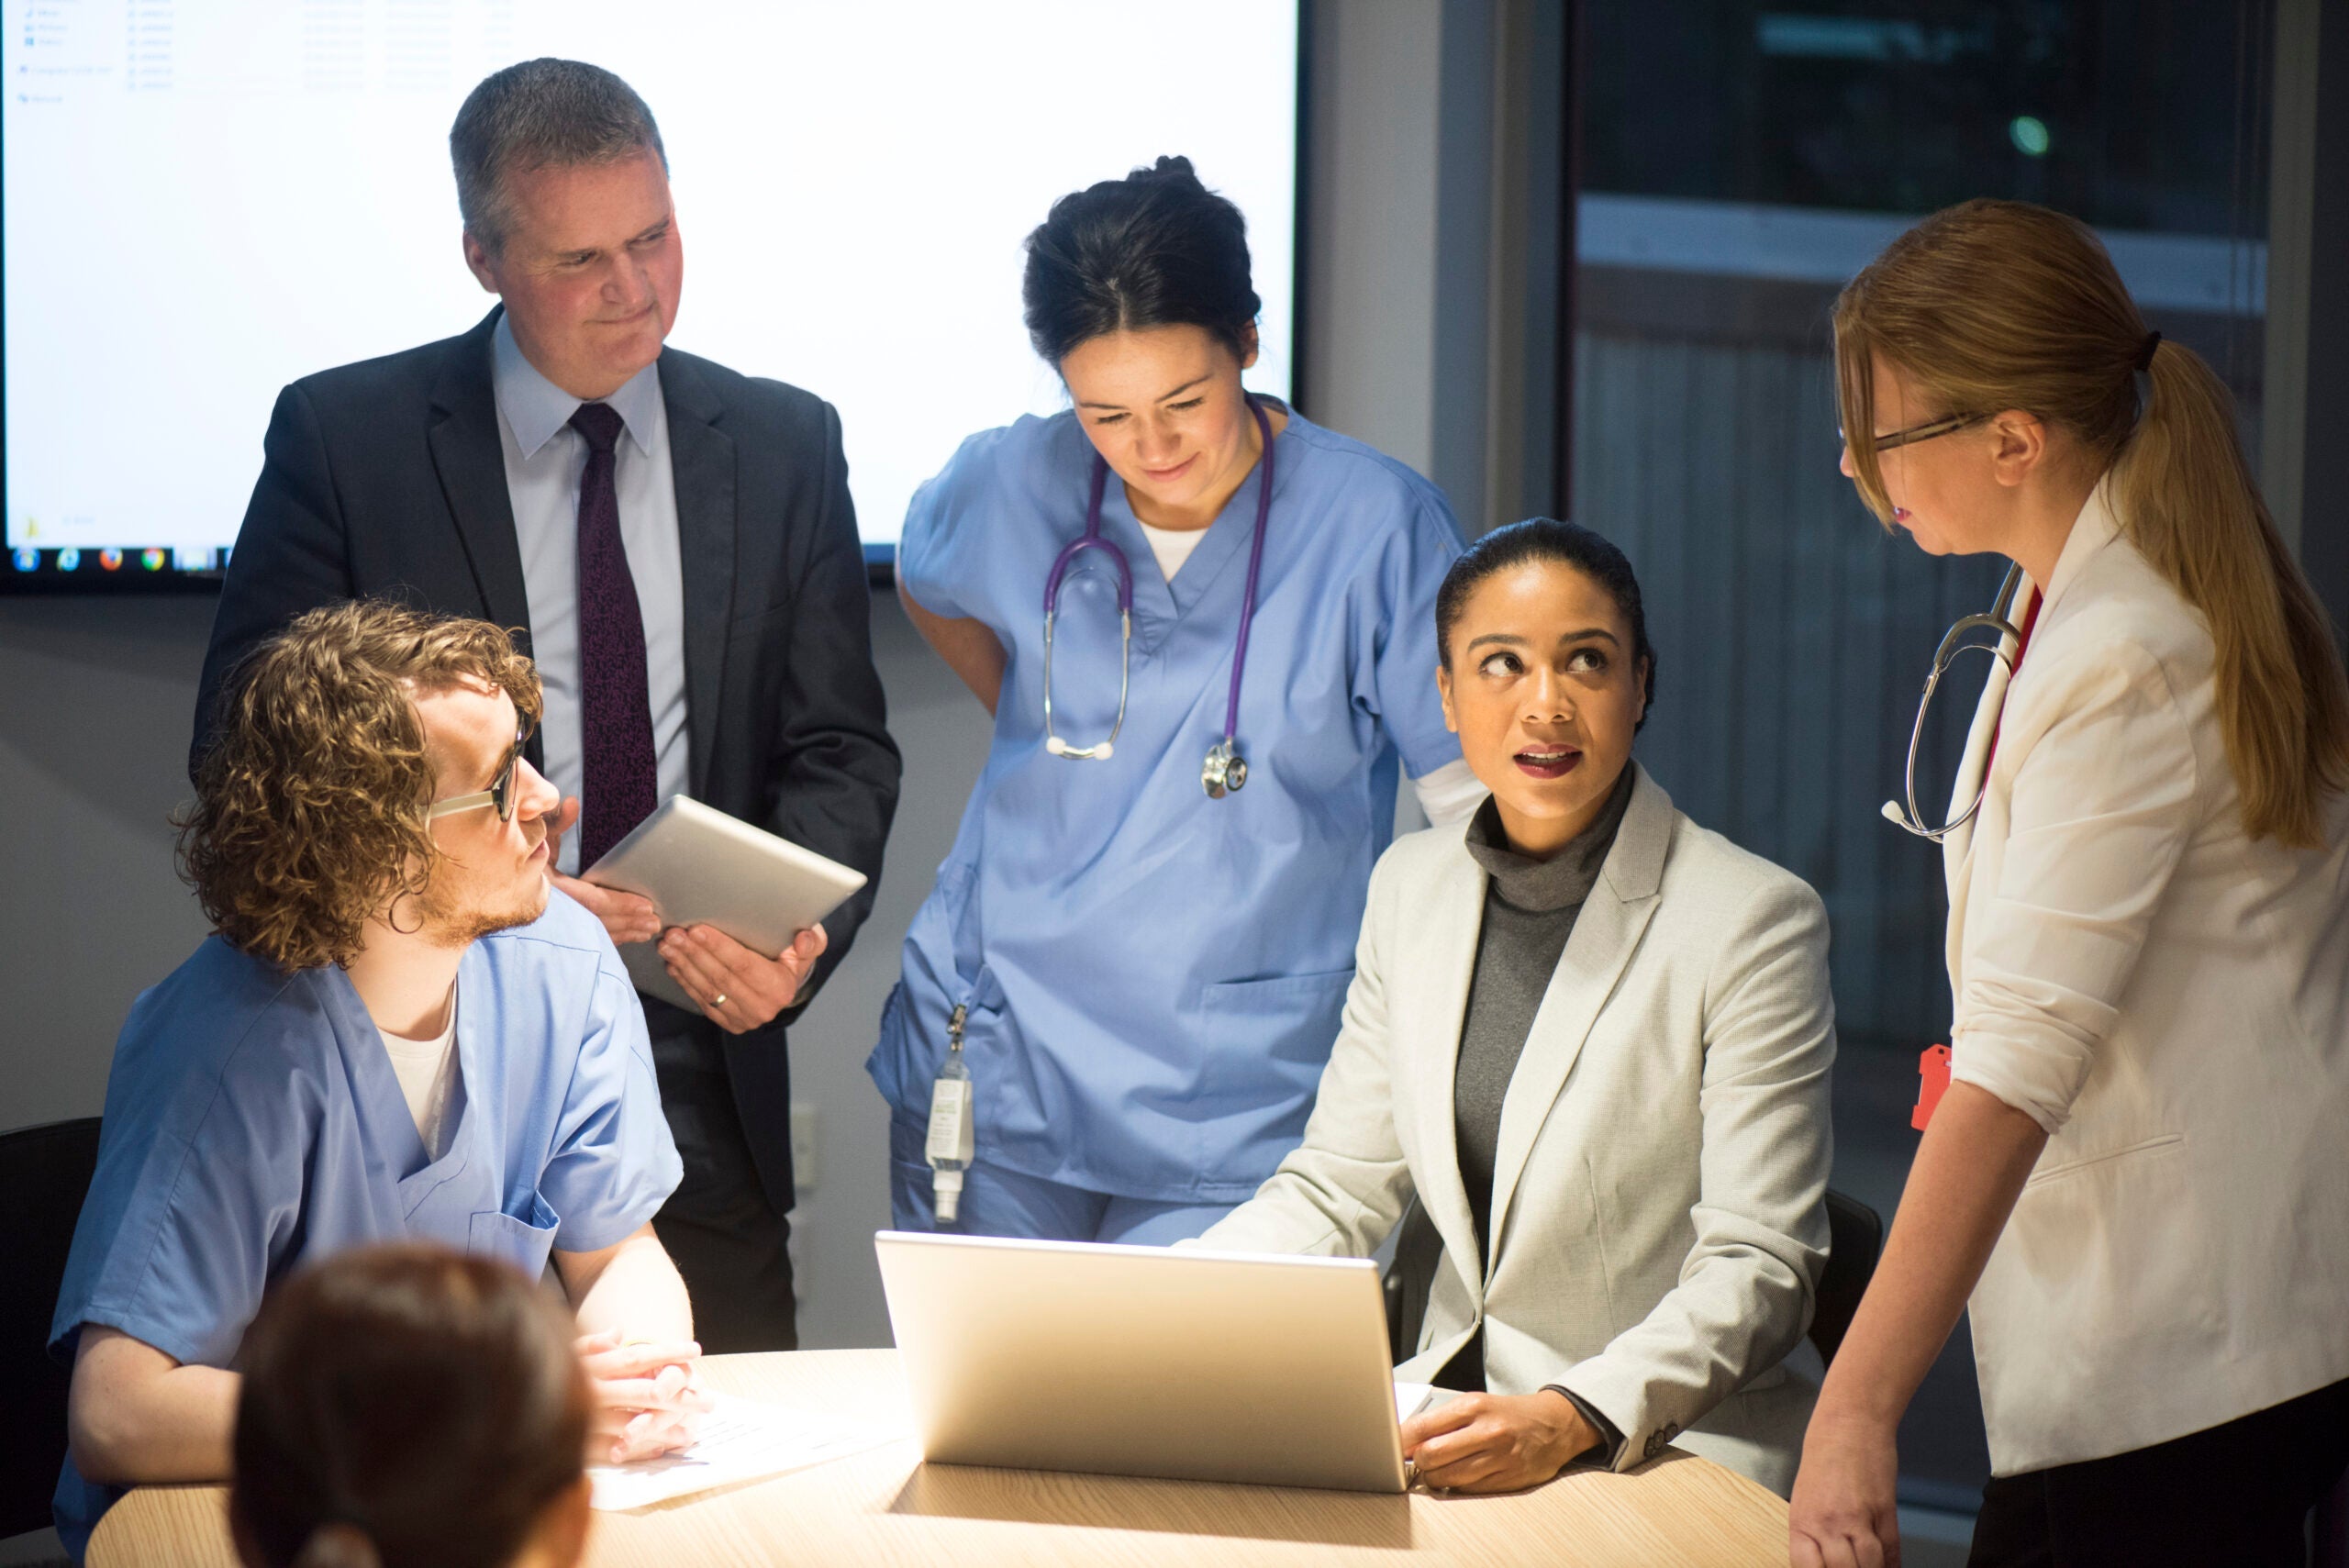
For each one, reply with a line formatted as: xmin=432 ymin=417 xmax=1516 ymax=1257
xmin=1944 ymin=479 xmax=2349 ymax=1475
xmin=1197 ymin=765 xmax=1833 ymax=1496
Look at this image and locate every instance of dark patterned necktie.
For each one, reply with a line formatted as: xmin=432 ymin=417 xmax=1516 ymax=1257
xmin=569 ymin=401 xmax=658 ymax=869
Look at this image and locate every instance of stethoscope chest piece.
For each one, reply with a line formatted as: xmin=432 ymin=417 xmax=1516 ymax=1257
xmin=1046 ymin=398 xmax=1277 ymax=804
xmin=1201 ymin=739 xmax=1248 ymax=798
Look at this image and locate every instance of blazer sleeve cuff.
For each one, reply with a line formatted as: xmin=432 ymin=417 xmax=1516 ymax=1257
xmin=1541 ymin=1385 xmax=1626 ymax=1468
xmin=1947 ymin=1029 xmax=2084 ymax=1135
xmin=1549 ymin=1358 xmax=1693 ymax=1473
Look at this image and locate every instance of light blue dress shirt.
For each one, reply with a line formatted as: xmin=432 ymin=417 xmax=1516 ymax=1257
xmin=491 ymin=316 xmax=690 ymax=874
xmin=47 ymin=891 xmax=682 ymax=1557
xmin=868 ymin=405 xmax=1467 ymax=1208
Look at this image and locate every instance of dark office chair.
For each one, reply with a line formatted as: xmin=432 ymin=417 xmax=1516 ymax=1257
xmin=1809 ymin=1188 xmax=1885 ymax=1368
xmin=1383 ymin=1197 xmax=1442 ymax=1364
xmin=1385 ymin=1186 xmax=1886 ymax=1371
xmin=2318 ymin=1462 xmax=2349 ymax=1568
xmin=0 ymin=1117 xmax=103 ymax=1539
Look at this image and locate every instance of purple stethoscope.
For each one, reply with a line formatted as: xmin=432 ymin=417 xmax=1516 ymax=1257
xmin=1041 ymin=396 xmax=1275 ymax=799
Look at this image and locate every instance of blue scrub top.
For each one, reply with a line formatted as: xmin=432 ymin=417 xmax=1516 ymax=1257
xmin=870 ymin=403 xmax=1465 ymax=1202
xmin=48 ymin=891 xmax=680 ymax=1558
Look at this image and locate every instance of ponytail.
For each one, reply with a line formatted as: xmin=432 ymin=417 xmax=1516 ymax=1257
xmin=1022 ymin=155 xmax=1261 ymax=366
xmin=2113 ymin=339 xmax=2349 ymax=844
xmin=1836 ymin=199 xmax=2349 ymax=847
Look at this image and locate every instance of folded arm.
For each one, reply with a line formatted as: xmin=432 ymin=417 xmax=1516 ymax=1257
xmin=556 ymin=1223 xmax=709 ymax=1463
xmin=900 ymin=578 xmax=1008 ymax=717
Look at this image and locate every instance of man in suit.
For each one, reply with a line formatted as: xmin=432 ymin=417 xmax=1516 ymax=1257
xmin=193 ymin=58 xmax=901 ymax=1352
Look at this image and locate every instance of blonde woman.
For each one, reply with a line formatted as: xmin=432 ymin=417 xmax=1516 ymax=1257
xmin=1790 ymin=200 xmax=2349 ymax=1568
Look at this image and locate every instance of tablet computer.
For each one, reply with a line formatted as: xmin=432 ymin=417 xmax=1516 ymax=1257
xmin=580 ymin=795 xmax=866 ymax=1013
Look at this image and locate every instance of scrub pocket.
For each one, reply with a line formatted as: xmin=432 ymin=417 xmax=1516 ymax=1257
xmin=1200 ymin=970 xmax=1354 ymax=1072
xmin=1197 ymin=969 xmax=1354 ymax=1164
xmin=469 ymin=1191 xmax=561 ymax=1279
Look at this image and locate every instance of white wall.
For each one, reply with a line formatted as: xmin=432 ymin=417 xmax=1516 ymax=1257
xmin=0 ymin=595 xmax=217 ymax=1128
xmin=1303 ymin=0 xmax=1444 ymax=473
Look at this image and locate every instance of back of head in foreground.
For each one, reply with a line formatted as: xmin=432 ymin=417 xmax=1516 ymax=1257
xmin=230 ymin=1243 xmax=591 ymax=1568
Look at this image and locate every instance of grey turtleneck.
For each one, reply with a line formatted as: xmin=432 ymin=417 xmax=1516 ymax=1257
xmin=1453 ymin=764 xmax=1635 ymax=1262
xmin=1432 ymin=767 xmax=1637 ymax=1451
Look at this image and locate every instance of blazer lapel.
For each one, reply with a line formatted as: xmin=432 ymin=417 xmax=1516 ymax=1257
xmin=1485 ymin=765 xmax=1670 ymax=1263
xmin=426 ymin=308 xmax=531 ymax=646
xmin=659 ymin=350 xmax=737 ymax=800
xmin=1405 ymin=833 xmax=1490 ymax=1300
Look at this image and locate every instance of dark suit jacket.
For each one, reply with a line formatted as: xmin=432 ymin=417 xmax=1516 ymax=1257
xmin=194 ymin=306 xmax=901 ymax=1215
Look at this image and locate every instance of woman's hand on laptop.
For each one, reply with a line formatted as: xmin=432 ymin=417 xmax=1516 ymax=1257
xmin=1400 ymin=1390 xmax=1598 ymax=1493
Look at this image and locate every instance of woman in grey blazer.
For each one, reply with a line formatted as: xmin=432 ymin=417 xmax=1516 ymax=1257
xmin=1195 ymin=518 xmax=1834 ymax=1496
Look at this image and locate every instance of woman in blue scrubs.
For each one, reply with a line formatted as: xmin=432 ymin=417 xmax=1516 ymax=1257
xmin=870 ymin=157 xmax=1477 ymax=1243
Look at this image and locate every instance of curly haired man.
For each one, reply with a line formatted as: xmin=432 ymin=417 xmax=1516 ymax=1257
xmin=49 ymin=602 xmax=702 ymax=1559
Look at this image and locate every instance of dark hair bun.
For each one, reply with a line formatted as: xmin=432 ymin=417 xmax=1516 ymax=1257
xmin=1022 ymin=156 xmax=1262 ymax=365
xmin=1133 ymin=154 xmax=1199 ymax=184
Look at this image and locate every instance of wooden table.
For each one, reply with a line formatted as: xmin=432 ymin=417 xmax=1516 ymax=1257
xmin=89 ymin=1349 xmax=1790 ymax=1567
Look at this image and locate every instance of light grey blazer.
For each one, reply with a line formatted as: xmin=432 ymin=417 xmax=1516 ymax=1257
xmin=1197 ymin=764 xmax=1834 ymax=1495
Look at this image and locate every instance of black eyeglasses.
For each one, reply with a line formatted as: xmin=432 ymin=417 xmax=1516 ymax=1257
xmin=427 ymin=720 xmax=534 ymax=823
xmin=1842 ymin=411 xmax=1991 ymax=452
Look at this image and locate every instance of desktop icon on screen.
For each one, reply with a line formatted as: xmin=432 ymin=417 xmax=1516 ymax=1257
xmin=56 ymin=547 xmax=81 ymax=571
xmin=140 ymin=548 xmax=168 ymax=572
xmin=99 ymin=548 xmax=124 ymax=571
xmin=10 ymin=547 xmax=37 ymax=573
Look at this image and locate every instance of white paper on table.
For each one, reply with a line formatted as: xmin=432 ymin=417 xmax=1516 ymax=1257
xmin=1395 ymin=1381 xmax=1437 ymax=1424
xmin=587 ymin=1394 xmax=905 ymax=1511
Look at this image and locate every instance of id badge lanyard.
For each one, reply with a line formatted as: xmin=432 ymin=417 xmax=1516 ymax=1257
xmin=925 ymin=1003 xmax=975 ymax=1222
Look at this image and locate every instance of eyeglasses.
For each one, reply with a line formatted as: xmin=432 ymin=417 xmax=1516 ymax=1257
xmin=1843 ymin=411 xmax=1991 ymax=452
xmin=427 ymin=720 xmax=534 ymax=823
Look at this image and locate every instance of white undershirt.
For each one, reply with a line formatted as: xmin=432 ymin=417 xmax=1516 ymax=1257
xmin=1135 ymin=518 xmax=1211 ymax=583
xmin=379 ymin=986 xmax=461 ymax=1161
xmin=1410 ymin=758 xmax=1488 ymax=827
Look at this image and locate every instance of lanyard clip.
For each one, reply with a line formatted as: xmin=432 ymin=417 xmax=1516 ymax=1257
xmin=929 ymin=1003 xmax=975 ymax=1223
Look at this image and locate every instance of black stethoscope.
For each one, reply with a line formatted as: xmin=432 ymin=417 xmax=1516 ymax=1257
xmin=1039 ymin=396 xmax=1275 ymax=799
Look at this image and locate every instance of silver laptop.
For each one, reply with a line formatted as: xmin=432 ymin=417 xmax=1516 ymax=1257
xmin=874 ymin=1230 xmax=1408 ymax=1493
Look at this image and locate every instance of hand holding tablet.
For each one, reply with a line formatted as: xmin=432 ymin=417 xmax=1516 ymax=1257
xmin=580 ymin=796 xmax=868 ymax=1021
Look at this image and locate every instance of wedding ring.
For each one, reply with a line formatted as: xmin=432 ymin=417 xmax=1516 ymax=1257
xmin=711 ymin=993 xmax=729 ymax=1007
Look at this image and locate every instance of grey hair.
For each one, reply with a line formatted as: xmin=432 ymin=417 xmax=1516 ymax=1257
xmin=450 ymin=59 xmax=667 ymax=256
